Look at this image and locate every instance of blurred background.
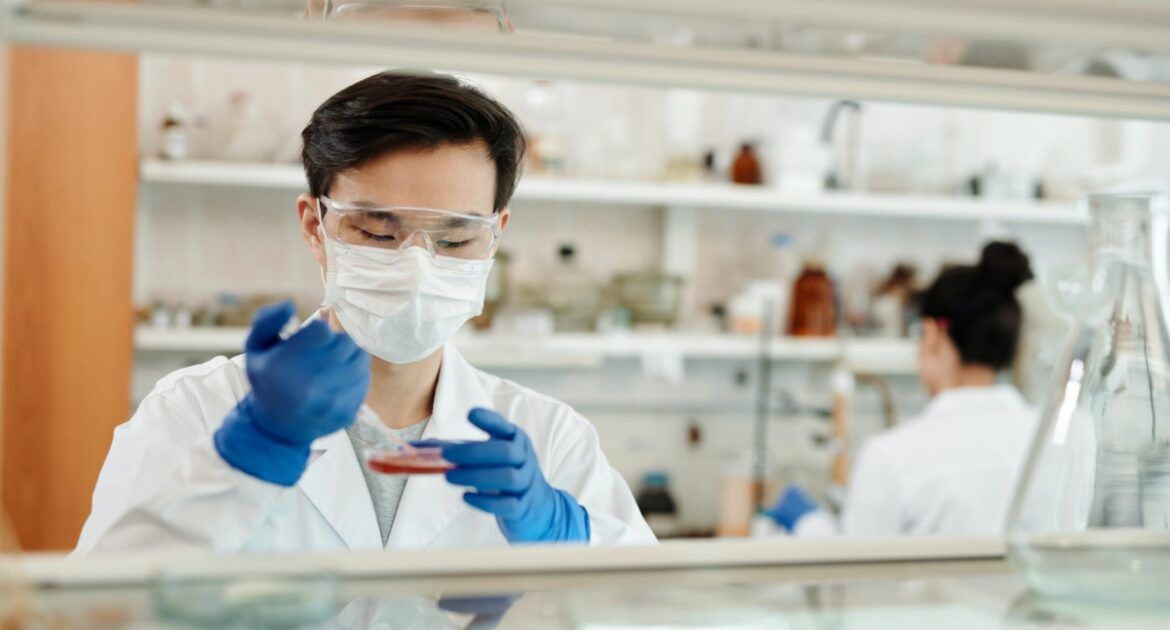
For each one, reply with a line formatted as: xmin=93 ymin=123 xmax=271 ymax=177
xmin=3 ymin=0 xmax=1170 ymax=550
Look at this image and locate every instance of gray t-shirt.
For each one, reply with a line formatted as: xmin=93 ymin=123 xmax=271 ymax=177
xmin=346 ymin=417 xmax=430 ymax=546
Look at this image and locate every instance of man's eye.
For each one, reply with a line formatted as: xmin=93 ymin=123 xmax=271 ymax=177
xmin=360 ymin=229 xmax=396 ymax=242
xmin=437 ymin=239 xmax=470 ymax=249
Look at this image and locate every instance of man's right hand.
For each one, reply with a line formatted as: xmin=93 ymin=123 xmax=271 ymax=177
xmin=214 ymin=300 xmax=370 ymax=486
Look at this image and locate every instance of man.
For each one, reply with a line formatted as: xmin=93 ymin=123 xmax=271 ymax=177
xmin=77 ymin=72 xmax=655 ymax=552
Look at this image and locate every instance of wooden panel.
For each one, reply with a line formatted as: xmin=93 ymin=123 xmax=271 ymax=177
xmin=2 ymin=46 xmax=138 ymax=551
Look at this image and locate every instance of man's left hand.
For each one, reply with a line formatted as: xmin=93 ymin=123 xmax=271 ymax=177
xmin=439 ymin=408 xmax=590 ymax=543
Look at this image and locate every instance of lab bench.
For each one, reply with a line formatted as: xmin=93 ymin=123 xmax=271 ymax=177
xmin=6 ymin=537 xmax=1166 ymax=628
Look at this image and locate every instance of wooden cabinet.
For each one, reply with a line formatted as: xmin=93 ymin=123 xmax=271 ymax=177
xmin=2 ymin=46 xmax=138 ymax=551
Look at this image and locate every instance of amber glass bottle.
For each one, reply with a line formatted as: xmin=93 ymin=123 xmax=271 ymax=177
xmin=731 ymin=142 xmax=763 ymax=185
xmin=788 ymin=261 xmax=837 ymax=337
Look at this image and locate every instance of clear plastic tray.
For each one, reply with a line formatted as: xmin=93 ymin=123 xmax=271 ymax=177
xmin=366 ymin=445 xmax=455 ymax=475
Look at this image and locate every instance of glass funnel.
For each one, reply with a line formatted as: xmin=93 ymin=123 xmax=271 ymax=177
xmin=1008 ymin=192 xmax=1170 ymax=604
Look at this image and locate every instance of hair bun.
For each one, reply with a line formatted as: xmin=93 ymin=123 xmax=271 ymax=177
xmin=978 ymin=241 xmax=1033 ymax=293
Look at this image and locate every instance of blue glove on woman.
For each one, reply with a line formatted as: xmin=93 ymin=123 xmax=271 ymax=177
xmin=768 ymin=484 xmax=822 ymax=532
xmin=440 ymin=408 xmax=590 ymax=544
xmin=215 ymin=301 xmax=370 ymax=486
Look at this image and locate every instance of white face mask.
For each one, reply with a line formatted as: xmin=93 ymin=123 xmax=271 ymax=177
xmin=321 ymin=237 xmax=493 ymax=364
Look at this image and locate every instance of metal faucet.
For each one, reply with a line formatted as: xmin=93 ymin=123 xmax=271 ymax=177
xmin=820 ymin=100 xmax=862 ymax=191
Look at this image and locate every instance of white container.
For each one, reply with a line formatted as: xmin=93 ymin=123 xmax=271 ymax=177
xmin=728 ymin=280 xmax=785 ymax=335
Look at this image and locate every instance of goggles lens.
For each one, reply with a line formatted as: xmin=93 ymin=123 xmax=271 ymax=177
xmin=319 ymin=197 xmax=498 ymax=260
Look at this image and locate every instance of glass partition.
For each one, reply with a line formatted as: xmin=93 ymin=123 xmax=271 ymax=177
xmin=3 ymin=7 xmax=1170 ymax=622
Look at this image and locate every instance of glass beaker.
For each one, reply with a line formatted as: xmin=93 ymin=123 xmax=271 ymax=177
xmin=1007 ymin=192 xmax=1170 ymax=604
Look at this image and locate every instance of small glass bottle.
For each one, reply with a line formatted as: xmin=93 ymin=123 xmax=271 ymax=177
xmin=1008 ymin=192 xmax=1170 ymax=604
xmin=160 ymin=103 xmax=188 ymax=161
xmin=544 ymin=244 xmax=600 ymax=332
xmin=731 ymin=142 xmax=763 ymax=185
xmin=787 ymin=260 xmax=837 ymax=337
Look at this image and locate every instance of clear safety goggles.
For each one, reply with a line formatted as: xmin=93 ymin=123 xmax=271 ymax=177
xmin=318 ymin=196 xmax=501 ymax=261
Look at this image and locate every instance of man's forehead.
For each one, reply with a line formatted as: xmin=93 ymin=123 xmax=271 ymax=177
xmin=328 ymin=144 xmax=496 ymax=216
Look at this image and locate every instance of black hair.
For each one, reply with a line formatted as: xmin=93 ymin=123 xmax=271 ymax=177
xmin=301 ymin=71 xmax=526 ymax=211
xmin=917 ymin=241 xmax=1034 ymax=370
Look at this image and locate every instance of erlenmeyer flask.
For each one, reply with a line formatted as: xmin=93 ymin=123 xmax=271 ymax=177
xmin=1008 ymin=192 xmax=1170 ymax=603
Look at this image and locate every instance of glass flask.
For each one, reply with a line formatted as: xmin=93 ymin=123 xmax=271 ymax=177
xmin=1008 ymin=192 xmax=1170 ymax=604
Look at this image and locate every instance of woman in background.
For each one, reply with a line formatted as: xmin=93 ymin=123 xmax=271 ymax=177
xmin=773 ymin=242 xmax=1039 ymax=537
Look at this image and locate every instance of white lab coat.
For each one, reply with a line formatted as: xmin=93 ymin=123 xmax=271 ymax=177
xmin=76 ymin=344 xmax=655 ymax=553
xmin=796 ymin=384 xmax=1038 ymax=537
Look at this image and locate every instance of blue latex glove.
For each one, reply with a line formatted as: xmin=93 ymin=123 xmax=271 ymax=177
xmin=214 ymin=301 xmax=370 ymax=486
xmin=440 ymin=408 xmax=590 ymax=544
xmin=767 ymin=484 xmax=822 ymax=532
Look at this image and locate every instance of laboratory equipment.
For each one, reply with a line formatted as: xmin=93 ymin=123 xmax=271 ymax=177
xmin=306 ymin=0 xmax=513 ymax=31
xmin=545 ymin=244 xmax=601 ymax=332
xmin=1007 ymin=192 xmax=1170 ymax=604
xmin=358 ymin=407 xmax=456 ymax=475
xmin=635 ymin=472 xmax=680 ymax=539
xmin=821 ymin=100 xmax=863 ymax=191
xmin=788 ymin=260 xmax=837 ymax=337
xmin=731 ymin=142 xmax=763 ymax=185
xmin=523 ymin=81 xmax=567 ymax=176
xmin=317 ymin=196 xmax=501 ymax=261
xmin=871 ymin=263 xmax=919 ymax=338
xmin=367 ymin=444 xmax=454 ymax=475
xmin=728 ymin=280 xmax=784 ymax=335
xmin=159 ymin=103 xmax=188 ymax=161
xmin=718 ymin=451 xmax=777 ymax=537
xmin=612 ymin=271 xmax=684 ymax=326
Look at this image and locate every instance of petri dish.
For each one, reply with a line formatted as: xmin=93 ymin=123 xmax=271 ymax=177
xmin=366 ymin=445 xmax=455 ymax=475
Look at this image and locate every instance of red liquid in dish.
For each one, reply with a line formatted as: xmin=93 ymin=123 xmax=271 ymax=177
xmin=366 ymin=447 xmax=454 ymax=475
xmin=367 ymin=459 xmax=453 ymax=475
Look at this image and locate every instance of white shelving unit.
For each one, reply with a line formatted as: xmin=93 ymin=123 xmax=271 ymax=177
xmin=10 ymin=0 xmax=1170 ymax=120
xmin=134 ymin=327 xmax=919 ymax=374
xmin=140 ymin=159 xmax=1086 ymax=225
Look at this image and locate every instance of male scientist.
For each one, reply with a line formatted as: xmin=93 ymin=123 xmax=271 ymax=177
xmin=76 ymin=72 xmax=655 ymax=552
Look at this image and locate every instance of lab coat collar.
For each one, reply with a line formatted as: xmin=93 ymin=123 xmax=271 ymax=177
xmin=296 ymin=309 xmax=490 ymax=550
xmin=386 ymin=343 xmax=491 ymax=548
xmin=298 ymin=428 xmax=382 ymax=551
xmin=924 ymin=384 xmax=1027 ymax=420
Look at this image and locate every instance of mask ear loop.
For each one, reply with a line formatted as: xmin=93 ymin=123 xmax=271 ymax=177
xmin=315 ymin=198 xmax=333 ymax=319
xmin=315 ymin=197 xmax=329 ymax=245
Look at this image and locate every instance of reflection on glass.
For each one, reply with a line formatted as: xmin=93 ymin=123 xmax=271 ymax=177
xmin=154 ymin=569 xmax=338 ymax=627
xmin=1008 ymin=192 xmax=1170 ymax=604
xmin=305 ymin=0 xmax=513 ymax=32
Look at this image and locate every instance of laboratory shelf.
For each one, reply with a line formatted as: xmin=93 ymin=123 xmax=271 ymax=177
xmin=140 ymin=159 xmax=1086 ymax=225
xmin=9 ymin=0 xmax=1170 ymax=121
xmin=133 ymin=327 xmax=918 ymax=373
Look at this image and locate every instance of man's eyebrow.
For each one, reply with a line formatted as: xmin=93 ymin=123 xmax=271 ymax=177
xmin=344 ymin=198 xmax=385 ymax=207
xmin=359 ymin=211 xmax=401 ymax=222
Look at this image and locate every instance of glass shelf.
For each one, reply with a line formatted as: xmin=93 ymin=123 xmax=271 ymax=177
xmin=7 ymin=0 xmax=1170 ymax=120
